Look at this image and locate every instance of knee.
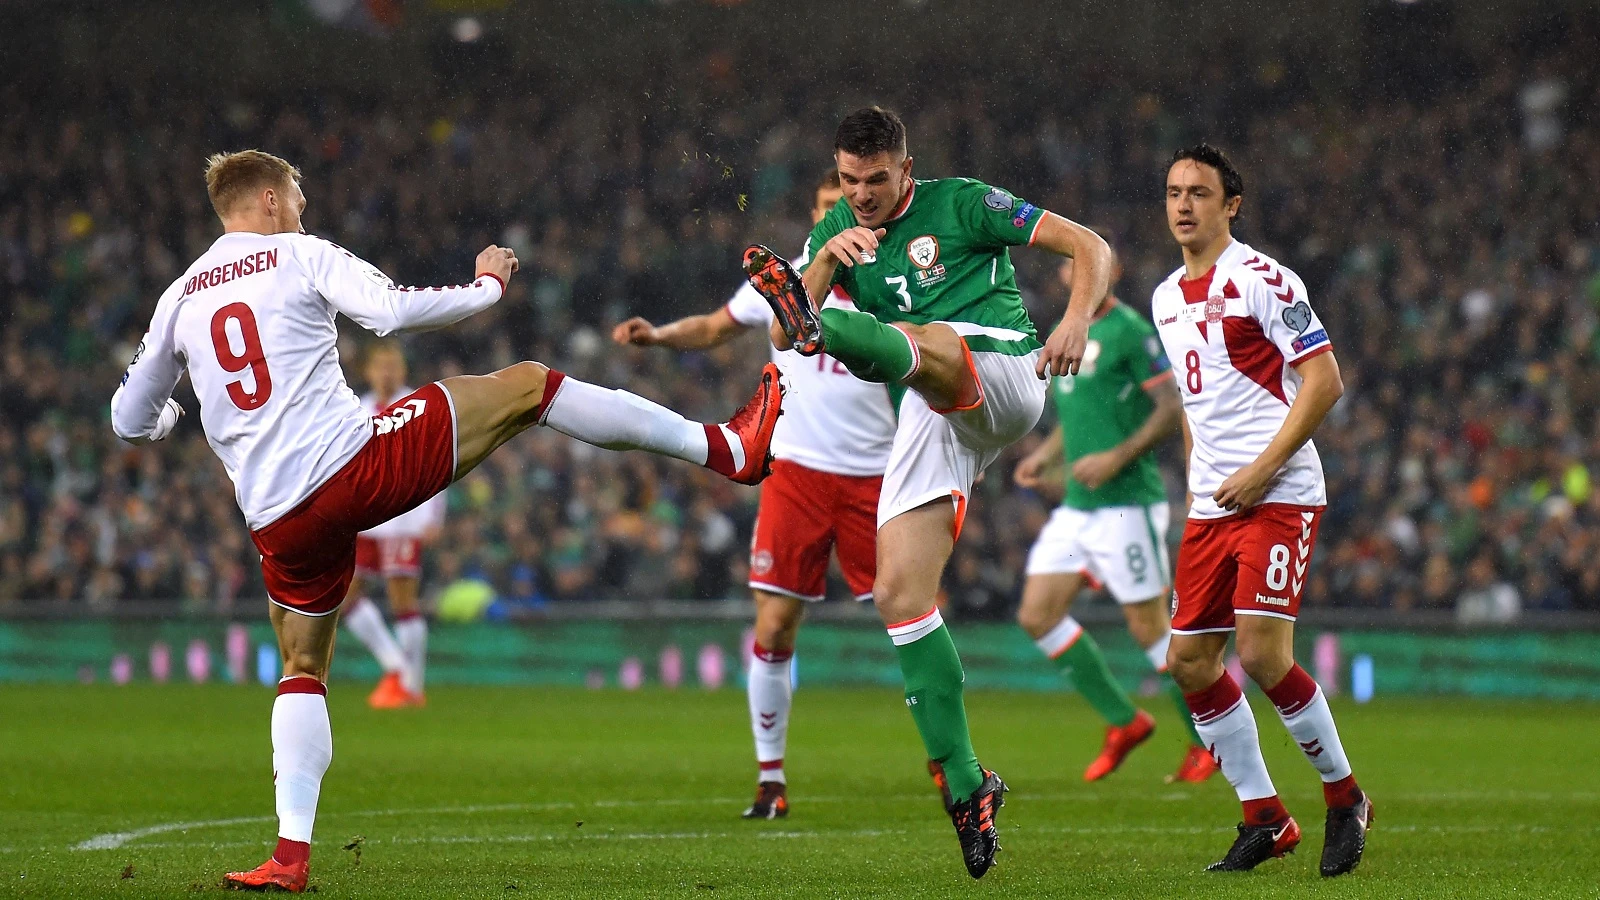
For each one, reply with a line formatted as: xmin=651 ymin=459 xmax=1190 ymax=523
xmin=1238 ymin=642 xmax=1293 ymax=689
xmin=281 ymin=649 xmax=328 ymax=681
xmin=506 ymin=360 xmax=549 ymax=403
xmin=1165 ymin=641 xmax=1216 ymax=692
xmin=753 ymin=597 xmax=803 ymax=649
xmin=872 ymin=571 xmax=922 ymax=622
xmin=1015 ymin=595 xmax=1056 ymax=639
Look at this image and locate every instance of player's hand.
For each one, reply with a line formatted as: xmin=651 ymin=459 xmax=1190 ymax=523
xmin=1070 ymin=449 xmax=1126 ymax=491
xmin=475 ymin=245 xmax=518 ymax=285
xmin=612 ymin=317 xmax=659 ymax=346
xmin=1038 ymin=314 xmax=1090 ymax=378
xmin=1213 ymin=463 xmax=1276 ymax=512
xmin=1013 ymin=452 xmax=1048 ymax=489
xmin=149 ymin=399 xmax=184 ymax=442
xmin=822 ymin=227 xmax=887 ymax=267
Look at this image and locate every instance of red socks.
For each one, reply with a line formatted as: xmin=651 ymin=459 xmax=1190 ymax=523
xmin=1264 ymin=664 xmax=1318 ymax=717
xmin=752 ymin=642 xmax=793 ymax=664
xmin=272 ymin=837 xmax=310 ymax=867
xmin=703 ymin=424 xmax=735 ymax=477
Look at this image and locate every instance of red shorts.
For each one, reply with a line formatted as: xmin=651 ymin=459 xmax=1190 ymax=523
xmin=749 ymin=459 xmax=881 ymax=601
xmin=251 ymin=383 xmax=456 ymax=616
xmin=1171 ymin=503 xmax=1324 ymax=634
xmin=354 ymin=535 xmax=424 ymax=580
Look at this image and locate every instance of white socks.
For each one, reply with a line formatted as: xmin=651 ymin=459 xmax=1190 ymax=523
xmin=540 ymin=375 xmax=721 ymax=467
xmin=748 ymin=645 xmax=794 ymax=783
xmin=1186 ymin=673 xmax=1278 ymax=803
xmin=394 ymin=616 xmax=428 ymax=696
xmin=1032 ymin=615 xmax=1084 ymax=659
xmin=342 ymin=597 xmax=405 ymax=674
xmin=273 ymin=678 xmax=332 ymax=843
xmin=1143 ymin=632 xmax=1172 ymax=673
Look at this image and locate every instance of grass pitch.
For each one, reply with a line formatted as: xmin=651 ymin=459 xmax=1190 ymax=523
xmin=2 ymin=684 xmax=1597 ymax=898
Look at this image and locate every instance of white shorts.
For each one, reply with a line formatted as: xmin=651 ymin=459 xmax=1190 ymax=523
xmin=878 ymin=333 xmax=1046 ymax=532
xmin=1025 ymin=503 xmax=1172 ymax=603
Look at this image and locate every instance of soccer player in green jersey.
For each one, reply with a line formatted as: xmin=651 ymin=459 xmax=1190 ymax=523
xmin=743 ymin=106 xmax=1110 ymax=879
xmin=1012 ymin=251 xmax=1217 ymax=786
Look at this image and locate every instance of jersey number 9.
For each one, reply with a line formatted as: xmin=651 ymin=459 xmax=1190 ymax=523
xmin=210 ymin=303 xmax=274 ymax=410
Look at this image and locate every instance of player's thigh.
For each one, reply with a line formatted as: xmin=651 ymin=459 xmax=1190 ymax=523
xmin=1019 ymin=507 xmax=1092 ymax=635
xmin=876 ymin=398 xmax=987 ymax=541
xmin=1085 ymin=503 xmax=1171 ymax=607
xmin=441 ymin=361 xmax=550 ymax=481
xmin=1167 ymin=630 xmax=1229 ymax=691
xmin=270 ymin=601 xmax=342 ymax=680
xmin=1170 ymin=517 xmax=1237 ymax=637
xmin=873 ymin=499 xmax=956 ymax=624
xmin=1018 ymin=573 xmax=1087 ymax=637
xmin=1234 ymin=612 xmax=1296 ymax=688
xmin=751 ymin=589 xmax=806 ymax=652
xmin=385 ymin=575 xmax=421 ymax=617
xmin=748 ymin=461 xmax=832 ymax=602
xmin=1231 ymin=505 xmax=1321 ymax=684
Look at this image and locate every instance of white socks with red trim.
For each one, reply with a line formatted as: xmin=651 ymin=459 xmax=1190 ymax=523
xmin=394 ymin=615 xmax=428 ymax=696
xmin=1185 ymin=673 xmax=1280 ymax=813
xmin=342 ymin=597 xmax=404 ymax=674
xmin=1032 ymin=615 xmax=1084 ymax=659
xmin=1266 ymin=664 xmax=1363 ymax=807
xmin=538 ymin=371 xmax=743 ymax=470
xmin=748 ymin=644 xmax=793 ymax=783
xmin=273 ymin=677 xmax=332 ymax=856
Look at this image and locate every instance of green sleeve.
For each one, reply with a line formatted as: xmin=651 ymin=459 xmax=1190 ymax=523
xmin=1127 ymin=315 xmax=1173 ymax=386
xmin=952 ymin=179 xmax=1045 ymax=250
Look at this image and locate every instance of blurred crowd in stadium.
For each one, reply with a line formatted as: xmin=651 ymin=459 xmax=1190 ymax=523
xmin=2 ymin=11 xmax=1598 ymax=621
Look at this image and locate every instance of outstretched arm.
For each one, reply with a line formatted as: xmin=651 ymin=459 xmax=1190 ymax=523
xmin=1028 ymin=213 xmax=1113 ymax=378
xmin=1213 ymin=352 xmax=1344 ymax=511
xmin=305 ymin=239 xmax=517 ymax=336
xmin=111 ymin=297 xmax=187 ymax=444
xmin=612 ymin=307 xmax=745 ymax=351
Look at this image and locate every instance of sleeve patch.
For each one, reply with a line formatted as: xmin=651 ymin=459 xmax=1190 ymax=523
xmin=1281 ymin=301 xmax=1314 ymax=334
xmin=1291 ymin=328 xmax=1329 ymax=354
xmin=1011 ymin=202 xmax=1038 ymax=229
xmin=983 ymin=188 xmax=1014 ymax=211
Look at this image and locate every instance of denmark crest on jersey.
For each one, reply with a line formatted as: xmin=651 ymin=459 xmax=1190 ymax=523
xmin=1204 ymin=292 xmax=1226 ymax=324
xmin=907 ymin=235 xmax=940 ymax=269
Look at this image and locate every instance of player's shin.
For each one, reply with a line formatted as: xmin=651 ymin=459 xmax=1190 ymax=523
xmin=1265 ymin=664 xmax=1361 ymax=807
xmin=394 ymin=613 xmax=427 ymax=696
xmin=817 ymin=308 xmax=919 ymax=384
xmin=890 ymin=609 xmax=984 ymax=802
xmin=538 ymin=372 xmax=720 ymax=467
xmin=747 ymin=644 xmax=793 ymax=782
xmin=342 ymin=597 xmax=404 ymax=674
xmin=1034 ymin=616 xmax=1137 ymax=726
xmin=1186 ymin=673 xmax=1288 ymax=824
xmin=271 ymin=677 xmax=332 ymax=865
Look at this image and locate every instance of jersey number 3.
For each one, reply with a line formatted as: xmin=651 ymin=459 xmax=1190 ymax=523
xmin=210 ymin=303 xmax=273 ymax=410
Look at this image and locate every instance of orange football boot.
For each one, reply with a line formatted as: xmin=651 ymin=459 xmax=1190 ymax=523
xmin=224 ymin=856 xmax=308 ymax=893
xmin=367 ymin=672 xmax=411 ymax=709
xmin=722 ymin=362 xmax=785 ymax=485
xmin=1083 ymin=709 xmax=1156 ymax=781
xmin=1167 ymin=744 xmax=1220 ymax=784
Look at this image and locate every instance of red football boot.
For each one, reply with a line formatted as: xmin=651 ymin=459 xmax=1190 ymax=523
xmin=742 ymin=245 xmax=823 ymax=356
xmin=1166 ymin=744 xmax=1220 ymax=784
xmin=1083 ymin=708 xmax=1156 ymax=781
xmin=721 ymin=362 xmax=785 ymax=485
xmin=224 ymin=856 xmax=308 ymax=893
xmin=367 ymin=672 xmax=411 ymax=710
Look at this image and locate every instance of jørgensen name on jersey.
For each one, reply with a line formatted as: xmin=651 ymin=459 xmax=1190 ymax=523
xmin=110 ymin=231 xmax=504 ymax=531
xmin=1150 ymin=240 xmax=1332 ymax=520
xmin=802 ymin=178 xmax=1045 ymax=356
xmin=725 ymin=239 xmax=897 ymax=478
xmin=1053 ymin=300 xmax=1172 ymax=510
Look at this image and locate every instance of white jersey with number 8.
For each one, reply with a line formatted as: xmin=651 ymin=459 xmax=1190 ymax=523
xmin=111 ymin=231 xmax=504 ymax=530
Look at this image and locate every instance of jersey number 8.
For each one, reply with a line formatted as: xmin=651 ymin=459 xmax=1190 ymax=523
xmin=210 ymin=302 xmax=274 ymax=411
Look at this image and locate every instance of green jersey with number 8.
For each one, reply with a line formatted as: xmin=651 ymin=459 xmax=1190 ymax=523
xmin=802 ymin=178 xmax=1044 ymax=356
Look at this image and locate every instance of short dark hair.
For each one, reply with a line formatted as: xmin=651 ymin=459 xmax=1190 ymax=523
xmin=835 ymin=107 xmax=907 ymax=158
xmin=1168 ymin=143 xmax=1244 ymax=220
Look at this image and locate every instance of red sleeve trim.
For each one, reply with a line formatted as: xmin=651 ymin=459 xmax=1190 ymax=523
xmin=1026 ymin=210 xmax=1050 ymax=246
xmin=480 ymin=272 xmax=506 ymax=294
xmin=1288 ymin=344 xmax=1333 ymax=367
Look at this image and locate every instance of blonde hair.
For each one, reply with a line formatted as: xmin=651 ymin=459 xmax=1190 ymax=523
xmin=203 ymin=150 xmax=301 ymax=218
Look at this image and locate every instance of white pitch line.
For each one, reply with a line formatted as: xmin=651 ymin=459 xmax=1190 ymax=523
xmin=67 ymin=788 xmax=1600 ymax=853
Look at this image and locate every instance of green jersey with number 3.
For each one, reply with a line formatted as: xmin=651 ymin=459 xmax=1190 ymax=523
xmin=1054 ymin=301 xmax=1172 ymax=510
xmin=803 ymin=178 xmax=1044 ymax=355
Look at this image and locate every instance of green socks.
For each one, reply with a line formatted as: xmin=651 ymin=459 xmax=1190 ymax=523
xmin=890 ymin=610 xmax=984 ymax=802
xmin=1034 ymin=617 xmax=1138 ymax=727
xmin=819 ymin=307 xmax=917 ymax=384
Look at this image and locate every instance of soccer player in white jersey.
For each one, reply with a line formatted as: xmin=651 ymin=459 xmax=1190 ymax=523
xmin=109 ymin=151 xmax=784 ymax=893
xmin=1151 ymin=144 xmax=1371 ymax=876
xmin=339 ymin=341 xmax=443 ymax=709
xmin=613 ymin=170 xmax=897 ymax=819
